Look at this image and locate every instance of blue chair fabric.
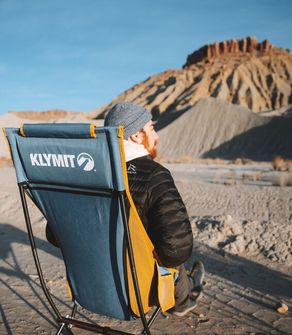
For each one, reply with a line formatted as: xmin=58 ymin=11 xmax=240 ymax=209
xmin=4 ymin=123 xmax=176 ymax=335
xmin=5 ymin=124 xmax=130 ymax=319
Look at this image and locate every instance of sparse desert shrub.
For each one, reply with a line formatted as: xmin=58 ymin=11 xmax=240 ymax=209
xmin=289 ymin=173 xmax=292 ymax=186
xmin=273 ymin=156 xmax=285 ymax=171
xmin=252 ymin=171 xmax=262 ymax=181
xmin=286 ymin=160 xmax=292 ymax=171
xmin=273 ymin=173 xmax=291 ymax=187
xmin=234 ymin=158 xmax=253 ymax=165
xmin=241 ymin=174 xmax=250 ymax=183
xmin=272 ymin=156 xmax=292 ymax=172
xmin=234 ymin=158 xmax=243 ymax=165
xmin=224 ymin=179 xmax=237 ymax=186
xmin=240 ymin=171 xmax=262 ymax=184
xmin=242 ymin=158 xmax=253 ymax=165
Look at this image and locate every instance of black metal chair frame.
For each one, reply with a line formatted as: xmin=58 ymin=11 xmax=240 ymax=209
xmin=19 ymin=181 xmax=161 ymax=335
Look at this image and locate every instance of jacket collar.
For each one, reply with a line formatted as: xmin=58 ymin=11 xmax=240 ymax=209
xmin=123 ymin=140 xmax=149 ymax=162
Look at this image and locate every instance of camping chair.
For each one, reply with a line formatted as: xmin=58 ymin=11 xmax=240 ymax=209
xmin=3 ymin=123 xmax=177 ymax=335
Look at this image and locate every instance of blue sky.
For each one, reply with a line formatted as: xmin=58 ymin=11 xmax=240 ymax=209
xmin=0 ymin=0 xmax=291 ymax=115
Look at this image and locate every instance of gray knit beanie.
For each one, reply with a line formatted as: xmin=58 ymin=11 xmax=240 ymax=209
xmin=104 ymin=102 xmax=152 ymax=139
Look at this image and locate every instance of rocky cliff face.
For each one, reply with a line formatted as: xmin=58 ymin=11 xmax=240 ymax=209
xmin=183 ymin=37 xmax=284 ymax=67
xmin=93 ymin=37 xmax=292 ymax=119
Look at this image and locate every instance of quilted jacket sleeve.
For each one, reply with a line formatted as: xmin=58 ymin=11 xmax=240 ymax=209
xmin=146 ymin=166 xmax=193 ymax=267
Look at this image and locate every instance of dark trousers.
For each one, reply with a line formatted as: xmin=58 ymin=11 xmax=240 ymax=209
xmin=174 ymin=265 xmax=194 ymax=312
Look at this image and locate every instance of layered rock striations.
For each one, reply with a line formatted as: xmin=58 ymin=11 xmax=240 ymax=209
xmin=183 ymin=37 xmax=279 ymax=67
xmin=93 ymin=37 xmax=292 ymax=118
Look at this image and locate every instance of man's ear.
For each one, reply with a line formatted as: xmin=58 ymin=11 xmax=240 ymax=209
xmin=129 ymin=131 xmax=143 ymax=144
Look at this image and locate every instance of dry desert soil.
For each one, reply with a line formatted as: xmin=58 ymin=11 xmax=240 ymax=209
xmin=0 ymin=164 xmax=292 ymax=335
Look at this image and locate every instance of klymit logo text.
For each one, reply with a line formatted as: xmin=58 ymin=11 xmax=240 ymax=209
xmin=30 ymin=153 xmax=95 ymax=171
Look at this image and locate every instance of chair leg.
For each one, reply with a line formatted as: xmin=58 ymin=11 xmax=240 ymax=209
xmin=71 ymin=302 xmax=78 ymax=319
xmin=55 ymin=302 xmax=78 ymax=335
xmin=56 ymin=323 xmax=66 ymax=335
xmin=56 ymin=324 xmax=74 ymax=335
xmin=147 ymin=306 xmax=161 ymax=329
xmin=140 ymin=306 xmax=161 ymax=335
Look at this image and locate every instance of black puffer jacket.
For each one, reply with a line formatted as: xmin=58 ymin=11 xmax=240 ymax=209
xmin=127 ymin=156 xmax=193 ymax=268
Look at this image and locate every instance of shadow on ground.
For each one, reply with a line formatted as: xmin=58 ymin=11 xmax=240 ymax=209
xmin=0 ymin=223 xmax=64 ymax=334
xmin=1 ymin=222 xmax=292 ymax=334
xmin=187 ymin=242 xmax=292 ymax=300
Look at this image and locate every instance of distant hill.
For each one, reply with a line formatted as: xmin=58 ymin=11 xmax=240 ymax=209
xmin=157 ymin=97 xmax=292 ymax=161
xmin=8 ymin=109 xmax=77 ymax=120
xmin=92 ymin=36 xmax=292 ymax=122
xmin=2 ymin=37 xmax=292 ymax=162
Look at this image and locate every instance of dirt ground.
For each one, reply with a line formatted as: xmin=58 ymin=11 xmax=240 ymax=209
xmin=0 ymin=165 xmax=292 ymax=335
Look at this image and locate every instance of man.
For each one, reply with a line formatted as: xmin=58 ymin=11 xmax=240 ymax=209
xmin=104 ymin=101 xmax=204 ymax=317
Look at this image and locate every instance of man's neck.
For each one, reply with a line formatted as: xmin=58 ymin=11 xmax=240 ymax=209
xmin=123 ymin=140 xmax=149 ymax=162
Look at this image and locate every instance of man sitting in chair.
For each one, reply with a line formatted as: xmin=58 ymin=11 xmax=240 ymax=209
xmin=46 ymin=101 xmax=204 ymax=317
xmin=104 ymin=102 xmax=204 ymax=317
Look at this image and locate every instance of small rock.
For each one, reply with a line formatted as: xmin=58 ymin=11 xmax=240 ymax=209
xmin=226 ymin=214 xmax=233 ymax=223
xmin=276 ymin=302 xmax=288 ymax=314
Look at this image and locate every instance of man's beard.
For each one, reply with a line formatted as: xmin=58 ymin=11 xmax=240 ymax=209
xmin=148 ymin=147 xmax=157 ymax=159
xmin=142 ymin=134 xmax=158 ymax=159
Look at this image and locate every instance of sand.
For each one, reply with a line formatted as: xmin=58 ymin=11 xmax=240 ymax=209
xmin=1 ymin=163 xmax=292 ymax=335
